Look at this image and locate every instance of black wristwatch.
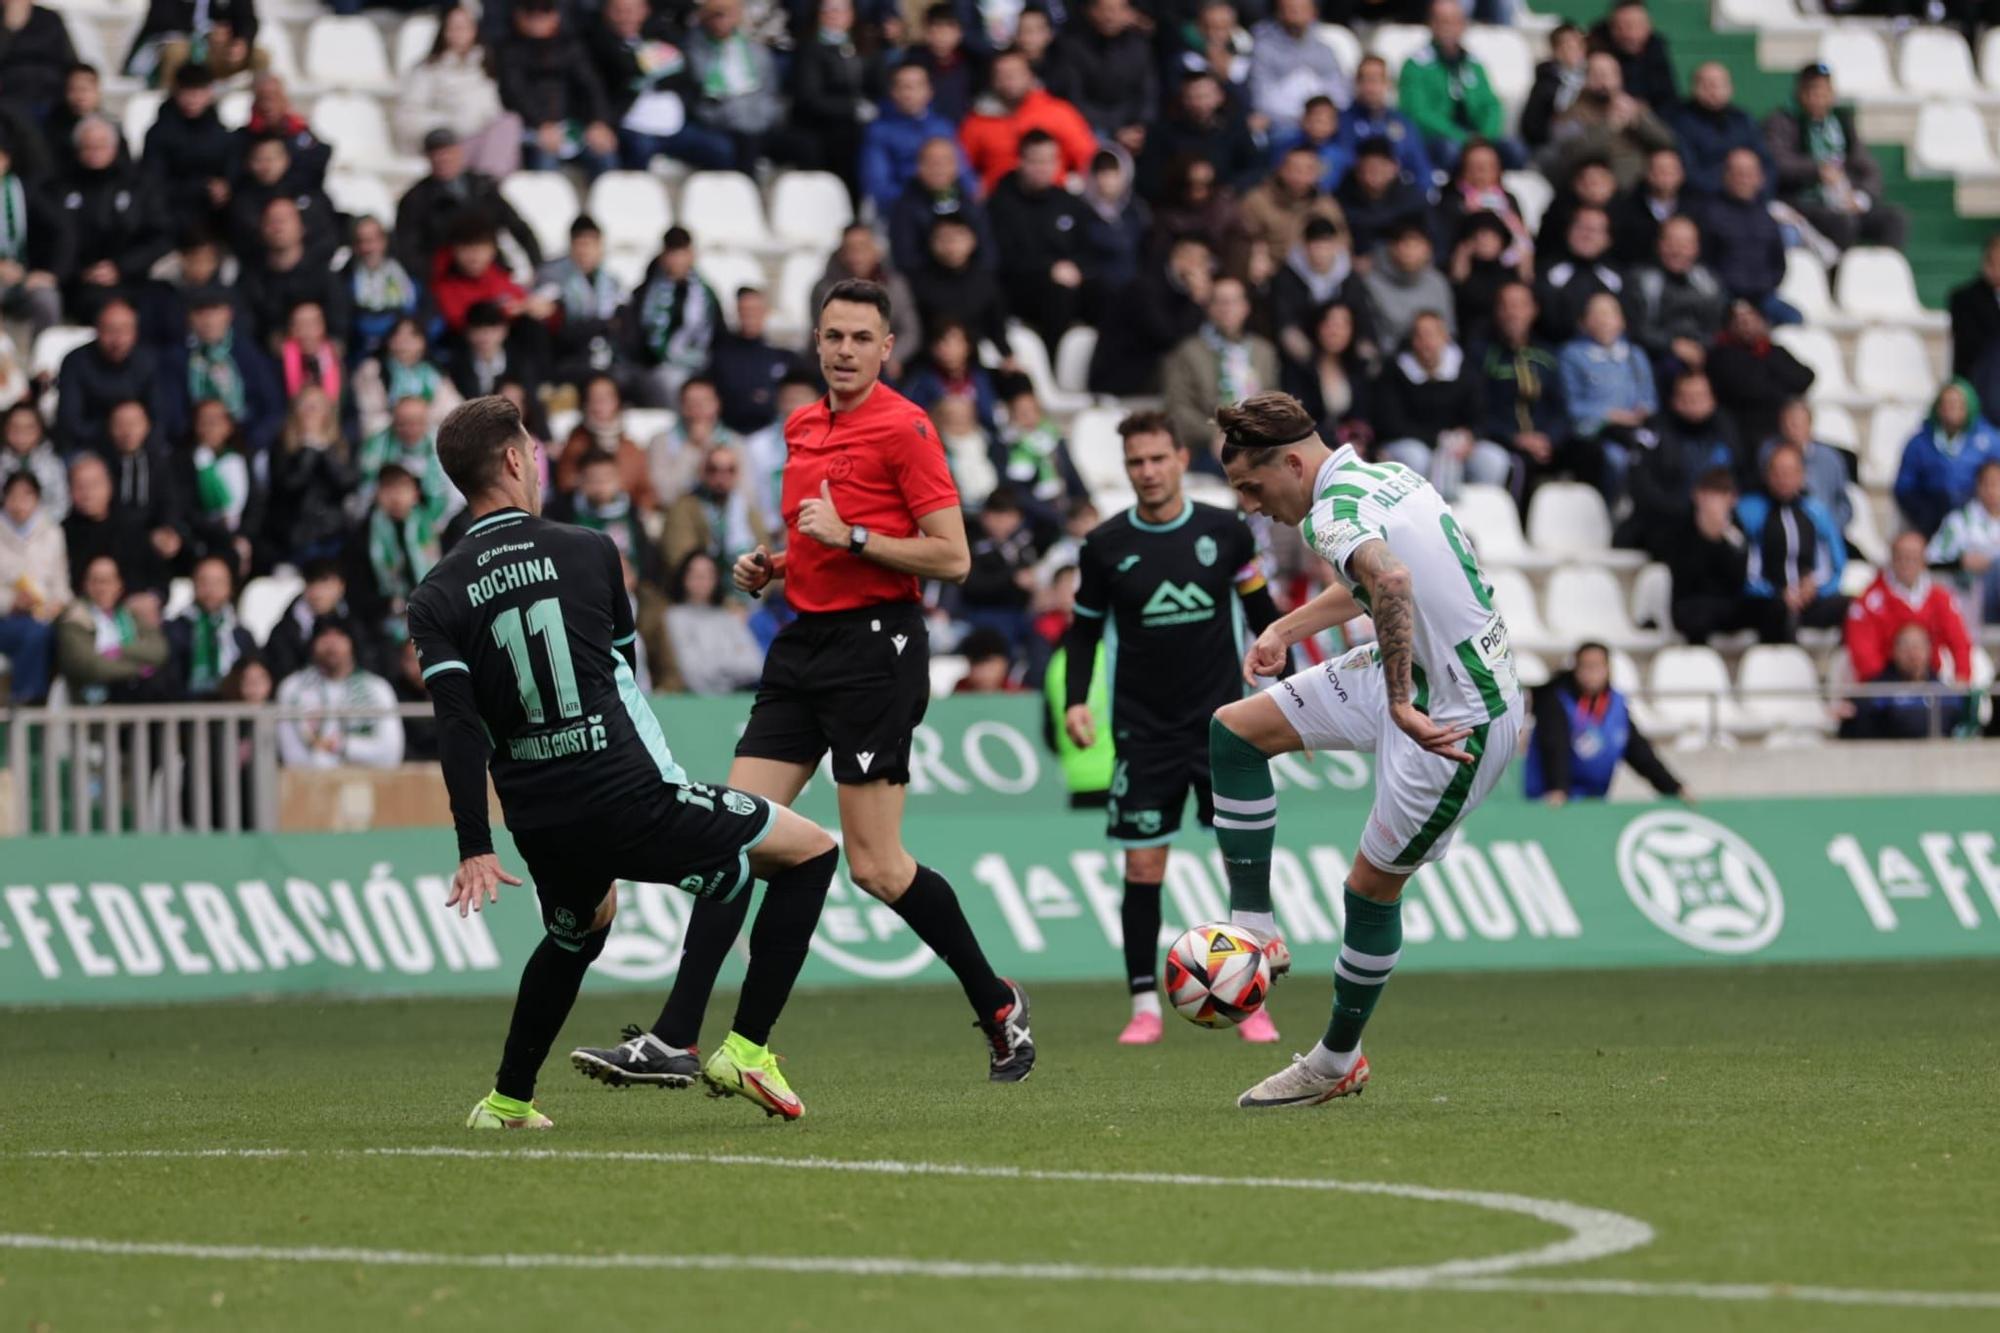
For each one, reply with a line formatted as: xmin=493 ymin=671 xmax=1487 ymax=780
xmin=847 ymin=525 xmax=870 ymax=556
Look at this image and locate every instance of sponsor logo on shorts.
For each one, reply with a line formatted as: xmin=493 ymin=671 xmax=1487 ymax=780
xmin=1616 ymin=811 xmax=1784 ymax=955
xmin=1320 ymin=663 xmax=1349 ymax=703
xmin=722 ymin=791 xmax=758 ymax=817
xmin=1280 ymin=680 xmax=1305 ymax=708
xmin=891 ymin=634 xmax=909 ymax=655
xmin=1129 ymin=810 xmax=1163 ymax=835
xmin=856 ymin=751 xmax=876 ymax=773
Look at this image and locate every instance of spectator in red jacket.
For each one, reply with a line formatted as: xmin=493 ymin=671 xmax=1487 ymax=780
xmin=429 ymin=215 xmax=554 ymax=335
xmin=1846 ymin=530 xmax=1973 ymax=685
xmin=960 ymin=48 xmax=1098 ymax=197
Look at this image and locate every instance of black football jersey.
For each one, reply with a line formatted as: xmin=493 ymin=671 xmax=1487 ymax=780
xmin=406 ymin=506 xmax=686 ymax=831
xmin=1071 ymin=502 xmax=1259 ymax=741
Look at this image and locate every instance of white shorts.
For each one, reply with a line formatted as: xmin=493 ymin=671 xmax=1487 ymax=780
xmin=1264 ymin=643 xmax=1522 ymax=874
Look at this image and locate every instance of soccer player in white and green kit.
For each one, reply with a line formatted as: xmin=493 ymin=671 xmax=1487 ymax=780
xmin=1209 ymin=392 xmax=1524 ymax=1108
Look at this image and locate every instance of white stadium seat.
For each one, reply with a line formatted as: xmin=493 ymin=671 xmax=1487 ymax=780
xmin=1629 ymin=561 xmax=1673 ymax=636
xmin=1487 ymin=568 xmax=1564 ymax=655
xmin=1610 ymin=647 xmax=1670 ymax=735
xmin=1770 ymin=326 xmax=1865 ymax=407
xmin=1863 ymin=402 xmax=1926 ymax=490
xmin=121 ymin=91 xmax=163 ymax=156
xmin=1981 ymin=27 xmax=2000 ymax=92
xmin=164 ymin=577 xmax=195 ymax=621
xmin=1716 ymin=0 xmax=1813 ymax=29
xmin=1368 ymin=24 xmax=1431 ymax=77
xmin=395 ymin=12 xmax=441 ymax=73
xmin=1465 ymin=26 xmax=1533 ymax=103
xmin=1737 ymin=644 xmax=1833 ymax=739
xmin=930 ymin=655 xmax=971 ymax=697
xmin=680 ymin=171 xmax=777 ymax=253
xmin=309 ymin=93 xmax=426 ymax=178
xmin=1503 ymin=170 xmax=1553 ymax=235
xmin=773 ymin=249 xmax=822 ymax=337
xmin=1846 ymin=482 xmax=1890 ymax=566
xmin=1544 ymin=565 xmax=1667 ymax=651
xmin=239 ymin=575 xmax=303 ymax=644
xmin=324 ymin=170 xmax=397 ymax=224
xmin=623 ymin=408 xmax=675 ymax=446
xmin=1525 ymin=482 xmax=1642 ymax=569
xmin=1840 ymin=558 xmax=1878 ymax=599
xmin=30 ymin=326 xmax=93 ymax=381
xmin=255 ymin=21 xmax=305 ymax=89
xmin=1834 ymin=248 xmax=1947 ymax=329
xmin=1054 ymin=326 xmax=1097 ymax=398
xmin=1910 ymin=100 xmax=1999 ymax=177
xmin=603 ymin=249 xmax=652 ymax=292
xmin=1898 ymin=27 xmax=1991 ymax=102
xmin=697 ymin=251 xmax=768 ymax=323
xmin=303 ymin=16 xmax=397 ymax=95
xmin=1004 ymin=321 xmax=1092 ymax=414
xmin=1817 ymin=28 xmax=1906 ymax=102
xmin=501 ymin=172 xmax=582 ymax=260
xmin=1778 ymin=250 xmax=1853 ymax=331
xmin=1067 ymin=406 xmax=1128 ymax=498
xmin=1812 ymin=404 xmax=1859 ymax=454
xmin=1647 ymin=645 xmax=1763 ymax=744
xmin=1452 ymin=484 xmax=1553 ymax=570
xmin=1310 ymin=23 xmax=1362 ymax=78
xmin=217 ymin=89 xmax=253 ymax=131
xmin=1852 ymin=327 xmax=1937 ymax=404
xmin=585 ymin=171 xmax=672 ymax=257
xmin=769 ymin=170 xmax=854 ymax=253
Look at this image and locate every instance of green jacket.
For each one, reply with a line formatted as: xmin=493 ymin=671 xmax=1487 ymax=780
xmin=1398 ymin=43 xmax=1504 ymax=148
xmin=1044 ymin=643 xmax=1114 ymax=800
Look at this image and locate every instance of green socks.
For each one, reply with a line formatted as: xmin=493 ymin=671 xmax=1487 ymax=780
xmin=1209 ymin=714 xmax=1277 ymax=917
xmin=1327 ymin=889 xmax=1403 ymax=1054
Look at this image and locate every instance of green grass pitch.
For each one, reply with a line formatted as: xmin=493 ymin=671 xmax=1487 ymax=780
xmin=4 ymin=961 xmax=1997 ymax=1331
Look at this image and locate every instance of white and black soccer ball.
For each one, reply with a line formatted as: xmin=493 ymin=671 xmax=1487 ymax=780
xmin=1164 ymin=923 xmax=1272 ymax=1028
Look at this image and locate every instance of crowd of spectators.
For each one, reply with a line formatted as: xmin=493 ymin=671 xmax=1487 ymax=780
xmin=0 ymin=0 xmax=1992 ymax=754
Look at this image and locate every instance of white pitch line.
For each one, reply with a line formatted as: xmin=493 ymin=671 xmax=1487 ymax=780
xmin=1 ymin=1234 xmax=1996 ymax=1311
xmin=10 ymin=1145 xmax=1651 ymax=1283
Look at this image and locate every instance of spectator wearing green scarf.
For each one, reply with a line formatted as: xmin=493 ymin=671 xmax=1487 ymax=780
xmin=166 ymin=552 xmax=255 ymax=699
xmin=344 ymin=463 xmax=439 ymax=646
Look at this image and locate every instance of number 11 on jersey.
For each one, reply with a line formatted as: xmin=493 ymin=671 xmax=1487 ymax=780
xmin=492 ymin=597 xmax=581 ymax=724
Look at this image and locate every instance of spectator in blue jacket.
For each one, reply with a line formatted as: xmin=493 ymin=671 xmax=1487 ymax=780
xmin=1525 ymin=642 xmax=1686 ymax=803
xmin=1669 ymin=62 xmax=1770 ymax=198
xmin=1739 ymin=442 xmax=1847 ymax=640
xmin=1698 ymin=148 xmax=1798 ymax=325
xmin=1558 ymin=291 xmax=1655 ymax=450
xmin=861 ymin=62 xmax=974 ymax=216
xmin=1337 ymin=55 xmax=1434 ymax=189
xmin=1839 ymin=623 xmax=1966 ymax=741
xmin=1896 ymin=378 xmax=2000 ymax=538
xmin=1248 ymin=0 xmax=1349 ymax=136
xmin=1275 ymin=96 xmax=1356 ymax=193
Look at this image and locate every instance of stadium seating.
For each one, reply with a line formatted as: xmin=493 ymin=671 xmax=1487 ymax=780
xmin=697 ymin=251 xmax=767 ymax=322
xmin=394 ymin=12 xmax=440 ymax=74
xmin=1525 ymin=483 xmax=1643 ymax=571
xmin=1911 ymin=101 xmax=2000 ymax=180
xmin=1648 ymin=645 xmax=1764 ymax=744
xmin=1066 ymin=407 xmax=1128 ymax=500
xmin=1737 ymin=644 xmax=1835 ymax=740
xmin=1852 ymin=327 xmax=1937 ymax=404
xmin=769 ymin=171 xmax=854 ymax=253
xmin=585 ymin=172 xmax=673 ymax=258
xmin=1772 ymin=326 xmax=1867 ymax=408
xmin=1054 ymin=327 xmax=1097 ymax=401
xmin=1544 ymin=565 xmax=1667 ymax=652
xmin=1832 ymin=249 xmax=1949 ymax=331
xmin=1778 ymin=250 xmax=1853 ymax=331
xmin=309 ymin=93 xmax=426 ymax=181
xmin=325 ymin=171 xmax=397 ymax=226
xmin=1454 ymin=484 xmax=1556 ymax=571
xmin=1898 ymin=27 xmax=1996 ymax=106
xmin=239 ymin=574 xmax=304 ymax=645
xmin=680 ymin=172 xmax=778 ymax=253
xmin=303 ymin=16 xmax=398 ymax=96
xmin=773 ymin=250 xmax=823 ymax=338
xmin=1863 ymin=403 xmax=1926 ymax=489
xmin=500 ymin=172 xmax=582 ymax=260
xmin=1488 ymin=568 xmax=1565 ymax=656
xmin=1629 ymin=562 xmax=1673 ymax=635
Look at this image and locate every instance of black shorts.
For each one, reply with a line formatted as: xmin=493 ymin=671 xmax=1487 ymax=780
xmin=735 ymin=603 xmax=930 ymax=785
xmin=511 ymin=780 xmax=776 ymax=948
xmin=1107 ymin=731 xmax=1213 ymax=847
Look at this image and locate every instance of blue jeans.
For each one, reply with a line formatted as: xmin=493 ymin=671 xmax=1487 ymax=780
xmin=521 ymin=135 xmax=619 ymax=180
xmin=1759 ymin=294 xmax=1804 ymax=327
xmin=0 ymin=612 xmax=54 ymax=703
xmin=620 ymin=124 xmax=736 ymax=172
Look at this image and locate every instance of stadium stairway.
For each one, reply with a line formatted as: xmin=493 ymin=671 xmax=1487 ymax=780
xmin=1534 ymin=0 xmax=1984 ymax=305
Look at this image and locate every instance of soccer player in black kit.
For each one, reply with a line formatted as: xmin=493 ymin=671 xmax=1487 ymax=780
xmin=1061 ymin=412 xmax=1283 ymax=1045
xmin=409 ymin=397 xmax=839 ymax=1128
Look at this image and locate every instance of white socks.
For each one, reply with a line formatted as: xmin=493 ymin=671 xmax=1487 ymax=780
xmin=1306 ymin=1040 xmax=1361 ymax=1078
xmin=1231 ymin=909 xmax=1278 ymax=939
xmin=1131 ymin=991 xmax=1162 ymax=1019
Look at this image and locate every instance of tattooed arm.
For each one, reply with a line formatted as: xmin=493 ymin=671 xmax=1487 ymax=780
xmin=1348 ymin=539 xmax=1476 ymax=764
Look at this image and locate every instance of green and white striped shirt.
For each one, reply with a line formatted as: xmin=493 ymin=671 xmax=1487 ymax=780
xmin=1926 ymin=498 xmax=2000 ymax=568
xmin=1301 ymin=447 xmax=1520 ymax=726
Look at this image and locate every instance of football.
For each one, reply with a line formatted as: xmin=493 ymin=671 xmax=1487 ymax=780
xmin=1163 ymin=923 xmax=1272 ymax=1028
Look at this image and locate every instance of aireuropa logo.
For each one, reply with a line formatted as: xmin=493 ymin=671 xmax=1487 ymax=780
xmin=1616 ymin=811 xmax=1784 ymax=954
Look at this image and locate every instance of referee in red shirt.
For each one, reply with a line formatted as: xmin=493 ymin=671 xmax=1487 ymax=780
xmin=643 ymin=279 xmax=1036 ymax=1083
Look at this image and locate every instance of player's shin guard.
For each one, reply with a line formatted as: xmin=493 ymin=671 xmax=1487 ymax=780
xmin=730 ymin=847 xmax=838 ymax=1046
xmin=651 ymin=891 xmax=752 ymax=1049
xmin=496 ymin=925 xmax=609 ymax=1101
xmin=892 ymin=865 xmax=1012 ymax=1016
xmin=1324 ymin=888 xmax=1402 ymax=1058
xmin=1121 ymin=879 xmax=1163 ymax=994
xmin=1209 ymin=715 xmax=1277 ymax=919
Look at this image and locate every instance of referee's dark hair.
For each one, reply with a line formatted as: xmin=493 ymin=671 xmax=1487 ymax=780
xmin=437 ymin=395 xmax=526 ymax=500
xmin=1216 ymin=392 xmax=1319 ymax=467
xmin=1117 ymin=409 xmax=1184 ymax=452
xmin=819 ymin=277 xmax=892 ymax=324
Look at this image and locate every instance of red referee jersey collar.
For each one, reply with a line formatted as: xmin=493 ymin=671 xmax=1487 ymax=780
xmin=818 ymin=380 xmax=896 ymax=420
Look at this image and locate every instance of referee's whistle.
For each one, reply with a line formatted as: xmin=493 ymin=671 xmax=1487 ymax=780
xmin=749 ymin=550 xmax=770 ymax=600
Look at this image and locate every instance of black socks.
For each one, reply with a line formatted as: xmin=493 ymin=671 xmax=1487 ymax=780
xmin=891 ymin=864 xmax=1012 ymax=1017
xmin=1121 ymin=879 xmax=1163 ymax=995
xmin=730 ymin=847 xmax=838 ymax=1046
xmin=495 ymin=925 xmax=607 ymax=1101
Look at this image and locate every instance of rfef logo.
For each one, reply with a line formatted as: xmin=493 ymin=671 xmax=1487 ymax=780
xmin=1616 ymin=811 xmax=1784 ymax=954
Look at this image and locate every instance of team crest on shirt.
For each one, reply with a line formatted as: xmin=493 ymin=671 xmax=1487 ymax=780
xmin=828 ymin=454 xmax=855 ymax=480
xmin=1194 ymin=535 xmax=1218 ymax=567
